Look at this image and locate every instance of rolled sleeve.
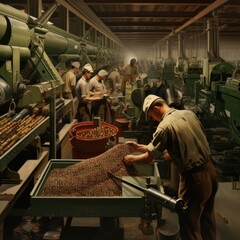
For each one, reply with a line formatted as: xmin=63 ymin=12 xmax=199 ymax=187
xmin=146 ymin=126 xmax=168 ymax=158
xmin=147 ymin=142 xmax=162 ymax=158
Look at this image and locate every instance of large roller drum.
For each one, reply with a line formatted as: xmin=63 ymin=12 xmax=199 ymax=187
xmin=0 ymin=78 xmax=11 ymax=105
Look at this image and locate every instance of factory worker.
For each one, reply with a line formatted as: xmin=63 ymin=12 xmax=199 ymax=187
xmin=89 ymin=69 xmax=113 ymax=121
xmin=123 ymin=94 xmax=218 ymax=240
xmin=118 ymin=61 xmax=125 ymax=75
xmin=121 ymin=58 xmax=140 ymax=95
xmin=62 ymin=61 xmax=80 ymax=99
xmin=89 ymin=69 xmax=109 ymax=94
xmin=75 ymin=63 xmax=101 ymax=122
xmin=106 ymin=68 xmax=121 ymax=93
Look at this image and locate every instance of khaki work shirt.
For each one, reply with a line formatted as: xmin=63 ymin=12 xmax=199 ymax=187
xmin=147 ymin=108 xmax=211 ymax=172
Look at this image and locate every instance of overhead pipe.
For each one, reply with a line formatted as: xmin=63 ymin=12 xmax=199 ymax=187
xmin=178 ymin=34 xmax=187 ymax=59
xmin=207 ymin=17 xmax=221 ymax=61
xmin=166 ymin=40 xmax=173 ymax=60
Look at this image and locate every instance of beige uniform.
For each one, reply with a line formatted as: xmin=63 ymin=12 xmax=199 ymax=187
xmin=147 ymin=108 xmax=218 ymax=240
xmin=63 ymin=71 xmax=76 ymax=99
xmin=107 ymin=70 xmax=121 ymax=92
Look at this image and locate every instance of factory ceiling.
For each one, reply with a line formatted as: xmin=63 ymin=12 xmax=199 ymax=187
xmin=83 ymin=0 xmax=240 ymax=49
xmin=2 ymin=0 xmax=240 ymax=50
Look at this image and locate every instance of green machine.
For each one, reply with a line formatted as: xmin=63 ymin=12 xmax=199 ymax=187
xmin=193 ymin=18 xmax=240 ymax=180
xmin=0 ymin=2 xmax=122 ymax=110
xmin=197 ymin=60 xmax=240 ymax=181
xmin=0 ymin=2 xmax=123 ymax=182
xmin=195 ymin=18 xmax=236 ymax=124
xmin=174 ymin=57 xmax=202 ymax=98
xmin=174 ymin=33 xmax=202 ymax=98
xmin=0 ymin=3 xmax=64 ymax=108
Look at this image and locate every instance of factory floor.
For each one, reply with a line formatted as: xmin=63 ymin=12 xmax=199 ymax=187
xmin=3 ymin=208 xmax=179 ymax=240
xmin=4 ymin=181 xmax=240 ymax=240
xmin=3 ymin=133 xmax=239 ymax=239
xmin=60 ymin=208 xmax=179 ymax=240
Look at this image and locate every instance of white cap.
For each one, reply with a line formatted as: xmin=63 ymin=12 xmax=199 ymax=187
xmin=71 ymin=61 xmax=80 ymax=69
xmin=82 ymin=63 xmax=93 ymax=73
xmin=98 ymin=69 xmax=108 ymax=78
xmin=143 ymin=94 xmax=162 ymax=113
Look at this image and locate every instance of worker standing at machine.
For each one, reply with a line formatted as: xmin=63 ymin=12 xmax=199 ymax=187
xmin=121 ymin=58 xmax=140 ymax=95
xmin=89 ymin=69 xmax=113 ymax=121
xmin=123 ymin=94 xmax=218 ymax=240
xmin=106 ymin=68 xmax=121 ymax=93
xmin=62 ymin=61 xmax=80 ymax=119
xmin=89 ymin=69 xmax=109 ymax=94
xmin=75 ymin=63 xmax=101 ymax=121
xmin=62 ymin=61 xmax=80 ymax=99
xmin=118 ymin=60 xmax=125 ymax=75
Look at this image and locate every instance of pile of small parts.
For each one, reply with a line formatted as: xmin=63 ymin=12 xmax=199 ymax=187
xmin=0 ymin=111 xmax=46 ymax=156
xmin=42 ymin=143 xmax=139 ymax=197
xmin=77 ymin=125 xmax=117 ymax=138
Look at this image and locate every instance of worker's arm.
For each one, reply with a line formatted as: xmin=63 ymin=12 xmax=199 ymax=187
xmin=125 ymin=141 xmax=148 ymax=153
xmin=123 ymin=151 xmax=154 ymax=165
xmin=83 ymin=96 xmax=101 ymax=102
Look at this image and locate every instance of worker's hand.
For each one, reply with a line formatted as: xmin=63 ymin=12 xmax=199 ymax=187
xmin=162 ymin=149 xmax=171 ymax=161
xmin=124 ymin=152 xmax=153 ymax=165
xmin=92 ymin=96 xmax=101 ymax=101
xmin=125 ymin=141 xmax=138 ymax=152
xmin=123 ymin=154 xmax=136 ymax=165
xmin=94 ymin=91 xmax=103 ymax=97
xmin=89 ymin=91 xmax=94 ymax=97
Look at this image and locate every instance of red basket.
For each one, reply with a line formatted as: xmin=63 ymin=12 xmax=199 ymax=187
xmin=69 ymin=121 xmax=118 ymax=159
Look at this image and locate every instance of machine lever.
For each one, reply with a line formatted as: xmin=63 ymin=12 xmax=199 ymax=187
xmin=108 ymin=172 xmax=187 ymax=214
xmin=34 ymin=2 xmax=60 ymax=27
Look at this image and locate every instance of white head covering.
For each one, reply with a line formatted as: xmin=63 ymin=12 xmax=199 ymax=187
xmin=71 ymin=61 xmax=80 ymax=69
xmin=82 ymin=63 xmax=93 ymax=73
xmin=98 ymin=69 xmax=108 ymax=78
xmin=143 ymin=94 xmax=162 ymax=113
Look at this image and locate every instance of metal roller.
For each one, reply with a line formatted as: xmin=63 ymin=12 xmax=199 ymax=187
xmin=0 ymin=78 xmax=11 ymax=105
xmin=5 ymin=16 xmax=31 ymax=47
xmin=44 ymin=32 xmax=81 ymax=55
xmin=108 ymin=172 xmax=188 ymax=214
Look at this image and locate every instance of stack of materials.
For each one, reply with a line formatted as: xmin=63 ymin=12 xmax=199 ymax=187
xmin=42 ymin=143 xmax=140 ymax=197
xmin=0 ymin=109 xmax=46 ymax=156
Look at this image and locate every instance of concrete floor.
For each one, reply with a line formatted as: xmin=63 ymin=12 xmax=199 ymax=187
xmin=4 ymin=182 xmax=240 ymax=240
xmin=3 ymin=208 xmax=179 ymax=240
xmin=58 ymin=210 xmax=179 ymax=240
xmin=38 ymin=182 xmax=240 ymax=240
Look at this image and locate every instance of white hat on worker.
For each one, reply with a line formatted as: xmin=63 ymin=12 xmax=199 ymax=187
xmin=98 ymin=69 xmax=108 ymax=78
xmin=82 ymin=63 xmax=93 ymax=73
xmin=71 ymin=61 xmax=80 ymax=69
xmin=143 ymin=94 xmax=162 ymax=113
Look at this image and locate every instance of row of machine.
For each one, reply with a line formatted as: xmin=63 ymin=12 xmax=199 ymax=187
xmin=0 ymin=2 xmax=239 ymax=240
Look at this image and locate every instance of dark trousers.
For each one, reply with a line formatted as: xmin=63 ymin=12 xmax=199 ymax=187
xmin=178 ymin=161 xmax=218 ymax=240
xmin=121 ymin=75 xmax=131 ymax=95
xmin=76 ymin=101 xmax=90 ymax=122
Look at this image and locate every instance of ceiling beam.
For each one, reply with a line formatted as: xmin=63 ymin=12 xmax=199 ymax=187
xmin=106 ymin=22 xmax=184 ymax=27
xmin=84 ymin=0 xmax=239 ymax=6
xmin=112 ymin=29 xmax=171 ymax=33
xmin=95 ymin=12 xmax=240 ymax=19
xmin=152 ymin=0 xmax=230 ymax=47
xmin=96 ymin=11 xmax=199 ymax=18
